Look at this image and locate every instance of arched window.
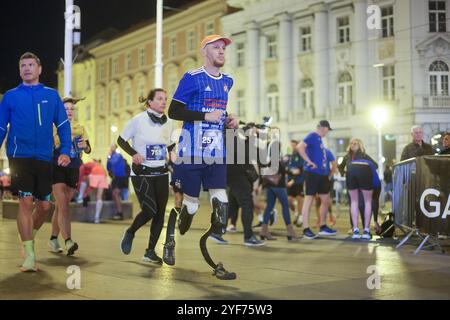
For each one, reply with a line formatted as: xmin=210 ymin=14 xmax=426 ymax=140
xmin=429 ymin=60 xmax=449 ymax=96
xmin=267 ymin=84 xmax=279 ymax=122
xmin=338 ymin=72 xmax=353 ymax=106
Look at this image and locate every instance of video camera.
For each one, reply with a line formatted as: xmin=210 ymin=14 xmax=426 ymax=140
xmin=239 ymin=116 xmax=273 ymax=131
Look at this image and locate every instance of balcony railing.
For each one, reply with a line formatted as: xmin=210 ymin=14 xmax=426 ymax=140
xmin=289 ymin=107 xmax=314 ymax=122
xmin=420 ymin=95 xmax=450 ymax=108
xmin=326 ymin=103 xmax=354 ymax=119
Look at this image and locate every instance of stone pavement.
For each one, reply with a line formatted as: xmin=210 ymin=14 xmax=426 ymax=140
xmin=0 ymin=198 xmax=449 ymax=300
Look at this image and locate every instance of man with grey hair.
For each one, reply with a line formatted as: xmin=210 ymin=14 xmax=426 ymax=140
xmin=400 ymin=125 xmax=433 ymax=161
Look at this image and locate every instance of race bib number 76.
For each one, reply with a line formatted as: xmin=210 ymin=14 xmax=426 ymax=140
xmin=146 ymin=144 xmax=166 ymax=161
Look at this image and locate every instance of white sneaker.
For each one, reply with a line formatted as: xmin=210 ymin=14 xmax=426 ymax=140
xmin=352 ymin=228 xmax=361 ymax=239
xmin=49 ymin=238 xmax=63 ymax=253
xmin=226 ymin=225 xmax=237 ymax=233
xmin=361 ymin=230 xmax=372 ymax=240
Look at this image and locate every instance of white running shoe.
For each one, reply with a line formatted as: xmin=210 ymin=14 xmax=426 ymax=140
xmin=49 ymin=238 xmax=63 ymax=253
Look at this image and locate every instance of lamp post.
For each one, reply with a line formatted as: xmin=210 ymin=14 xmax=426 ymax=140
xmin=64 ymin=0 xmax=74 ymax=96
xmin=155 ymin=0 xmax=163 ymax=88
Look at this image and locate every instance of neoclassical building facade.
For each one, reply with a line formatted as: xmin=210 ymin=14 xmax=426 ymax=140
xmin=222 ymin=0 xmax=450 ymax=161
xmin=64 ymin=0 xmax=230 ymax=162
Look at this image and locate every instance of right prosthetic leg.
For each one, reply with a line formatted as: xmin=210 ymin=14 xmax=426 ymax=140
xmin=178 ymin=205 xmax=194 ymax=235
xmin=199 ymin=197 xmax=236 ymax=280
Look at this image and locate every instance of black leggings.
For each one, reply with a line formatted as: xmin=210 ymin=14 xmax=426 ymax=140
xmin=128 ymin=175 xmax=169 ymax=250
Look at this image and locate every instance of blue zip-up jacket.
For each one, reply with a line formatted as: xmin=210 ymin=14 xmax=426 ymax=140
xmin=0 ymin=83 xmax=71 ymax=162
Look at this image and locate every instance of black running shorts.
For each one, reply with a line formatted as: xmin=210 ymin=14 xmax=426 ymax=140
xmin=288 ymin=182 xmax=304 ymax=197
xmin=304 ymin=171 xmax=331 ymax=196
xmin=9 ymin=158 xmax=53 ymax=200
xmin=346 ymin=162 xmax=373 ymax=191
xmin=53 ymin=165 xmax=80 ymax=189
xmin=111 ymin=176 xmax=129 ymax=189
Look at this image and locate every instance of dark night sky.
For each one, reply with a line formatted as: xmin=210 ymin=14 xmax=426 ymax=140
xmin=0 ymin=0 xmax=196 ymax=92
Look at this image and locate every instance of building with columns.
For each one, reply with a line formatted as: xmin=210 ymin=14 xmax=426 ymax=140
xmin=222 ymin=0 xmax=450 ymax=162
xmin=58 ymin=0 xmax=230 ymax=162
xmin=85 ymin=0 xmax=229 ymax=161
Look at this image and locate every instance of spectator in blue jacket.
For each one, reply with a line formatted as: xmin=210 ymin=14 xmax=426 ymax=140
xmin=107 ymin=143 xmax=128 ymax=220
xmin=0 ymin=52 xmax=71 ymax=272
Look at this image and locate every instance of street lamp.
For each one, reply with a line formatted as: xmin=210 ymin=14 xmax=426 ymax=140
xmin=370 ymin=107 xmax=387 ymax=182
xmin=155 ymin=0 xmax=163 ymax=88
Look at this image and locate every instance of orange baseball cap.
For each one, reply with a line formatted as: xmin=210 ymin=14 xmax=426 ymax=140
xmin=200 ymin=34 xmax=232 ymax=49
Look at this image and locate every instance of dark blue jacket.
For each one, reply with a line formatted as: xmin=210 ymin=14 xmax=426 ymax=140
xmin=0 ymin=83 xmax=71 ymax=162
xmin=107 ymin=151 xmax=127 ymax=178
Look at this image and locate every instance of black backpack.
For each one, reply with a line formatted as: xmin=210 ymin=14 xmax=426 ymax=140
xmin=379 ymin=212 xmax=395 ymax=238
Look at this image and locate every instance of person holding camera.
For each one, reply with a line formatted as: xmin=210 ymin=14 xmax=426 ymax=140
xmin=226 ymin=125 xmax=265 ymax=246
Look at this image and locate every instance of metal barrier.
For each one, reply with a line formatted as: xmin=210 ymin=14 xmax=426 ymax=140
xmin=392 ymin=156 xmax=449 ymax=254
xmin=392 ymin=158 xmax=416 ymax=229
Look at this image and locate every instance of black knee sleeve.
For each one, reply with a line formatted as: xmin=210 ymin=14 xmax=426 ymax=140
xmin=211 ymin=198 xmax=228 ymax=235
xmin=178 ymin=205 xmax=194 ymax=235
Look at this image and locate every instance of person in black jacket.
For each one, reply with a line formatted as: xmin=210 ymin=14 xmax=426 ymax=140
xmin=439 ymin=132 xmax=450 ymax=155
xmin=226 ymin=125 xmax=265 ymax=246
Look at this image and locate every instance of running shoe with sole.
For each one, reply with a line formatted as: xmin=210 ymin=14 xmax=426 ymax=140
xmin=66 ymin=240 xmax=79 ymax=256
xmin=143 ymin=249 xmax=163 ymax=264
xmin=352 ymin=228 xmax=361 ymax=239
xmin=20 ymin=253 xmax=37 ymax=272
xmin=318 ymin=225 xmax=337 ymax=236
xmin=361 ymin=230 xmax=372 ymax=240
xmin=120 ymin=230 xmax=134 ymax=255
xmin=244 ymin=235 xmax=266 ymax=247
xmin=303 ymin=228 xmax=318 ymax=239
xmin=49 ymin=238 xmax=63 ymax=253
xmin=209 ymin=233 xmax=229 ymax=244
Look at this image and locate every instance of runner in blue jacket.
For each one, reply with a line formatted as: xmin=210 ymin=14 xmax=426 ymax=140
xmin=0 ymin=52 xmax=71 ymax=272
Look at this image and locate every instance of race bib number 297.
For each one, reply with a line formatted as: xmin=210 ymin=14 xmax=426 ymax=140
xmin=198 ymin=130 xmax=222 ymax=150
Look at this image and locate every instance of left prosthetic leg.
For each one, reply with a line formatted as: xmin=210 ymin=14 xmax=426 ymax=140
xmin=199 ymin=197 xmax=236 ymax=280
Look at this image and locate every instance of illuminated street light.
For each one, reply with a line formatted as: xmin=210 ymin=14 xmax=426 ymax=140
xmin=371 ymin=107 xmax=387 ymax=130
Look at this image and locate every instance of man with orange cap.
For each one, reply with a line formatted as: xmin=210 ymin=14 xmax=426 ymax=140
xmin=168 ymin=35 xmax=237 ymax=280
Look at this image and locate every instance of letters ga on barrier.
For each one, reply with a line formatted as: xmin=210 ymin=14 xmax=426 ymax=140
xmin=415 ymin=156 xmax=450 ymax=235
